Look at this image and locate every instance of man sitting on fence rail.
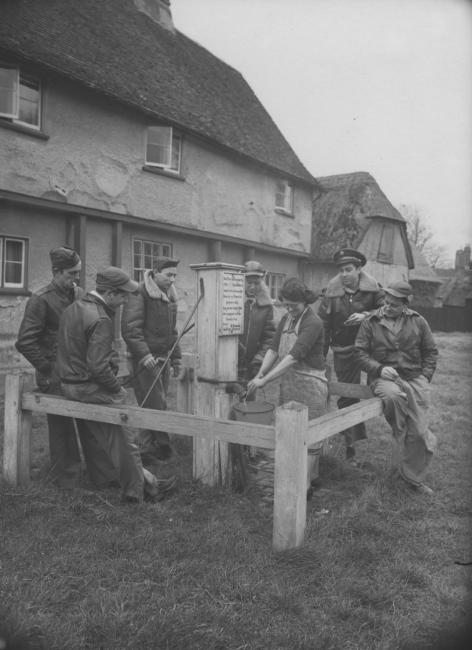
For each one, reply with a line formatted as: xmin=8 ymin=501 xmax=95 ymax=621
xmin=56 ymin=266 xmax=176 ymax=504
xmin=354 ymin=280 xmax=438 ymax=495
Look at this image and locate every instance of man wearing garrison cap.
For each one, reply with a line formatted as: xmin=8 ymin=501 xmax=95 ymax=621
xmin=56 ymin=266 xmax=176 ymax=503
xmin=318 ymin=247 xmax=385 ymax=465
xmin=354 ymin=281 xmax=438 ymax=495
xmin=15 ymin=247 xmax=116 ymax=488
xmin=122 ymin=256 xmax=182 ymax=470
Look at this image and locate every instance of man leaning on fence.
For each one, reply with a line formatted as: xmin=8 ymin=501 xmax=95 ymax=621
xmin=56 ymin=266 xmax=176 ymax=503
xmin=353 ymin=281 xmax=438 ymax=495
xmin=121 ymin=256 xmax=181 ymax=471
xmin=15 ymin=246 xmax=116 ymax=489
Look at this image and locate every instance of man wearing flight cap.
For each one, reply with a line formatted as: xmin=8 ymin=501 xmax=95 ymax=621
xmin=318 ymin=248 xmax=384 ymax=464
xmin=16 ymin=246 xmax=116 ymax=488
xmin=354 ymin=281 xmax=438 ymax=495
xmin=238 ymin=260 xmax=275 ymax=382
xmin=122 ymin=256 xmax=182 ymax=470
xmin=56 ymin=266 xmax=175 ymax=503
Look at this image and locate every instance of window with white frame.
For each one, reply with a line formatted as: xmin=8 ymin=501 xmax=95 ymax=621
xmin=133 ymin=238 xmax=173 ymax=281
xmin=0 ymin=64 xmax=42 ymax=129
xmin=145 ymin=126 xmax=182 ymax=173
xmin=265 ymin=272 xmax=286 ymax=301
xmin=0 ymin=236 xmax=27 ymax=289
xmin=275 ymin=179 xmax=293 ymax=213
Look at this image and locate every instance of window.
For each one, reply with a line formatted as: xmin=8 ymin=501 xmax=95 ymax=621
xmin=0 ymin=64 xmax=41 ymax=129
xmin=275 ymin=179 xmax=293 ymax=213
xmin=133 ymin=239 xmax=173 ymax=281
xmin=145 ymin=126 xmax=182 ymax=172
xmin=377 ymin=222 xmax=394 ymax=263
xmin=0 ymin=236 xmax=27 ymax=289
xmin=266 ymin=272 xmax=286 ymax=301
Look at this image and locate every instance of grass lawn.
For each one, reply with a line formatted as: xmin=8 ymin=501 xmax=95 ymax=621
xmin=1 ymin=332 xmax=471 ymax=650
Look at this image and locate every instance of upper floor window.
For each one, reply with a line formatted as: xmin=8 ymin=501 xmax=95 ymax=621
xmin=275 ymin=179 xmax=294 ymax=214
xmin=133 ymin=238 xmax=173 ymax=281
xmin=266 ymin=272 xmax=286 ymax=302
xmin=145 ymin=126 xmax=182 ymax=173
xmin=0 ymin=64 xmax=41 ymax=129
xmin=0 ymin=236 xmax=27 ymax=290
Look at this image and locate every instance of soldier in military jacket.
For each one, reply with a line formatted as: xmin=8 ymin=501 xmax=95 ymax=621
xmin=318 ymin=248 xmax=384 ymax=464
xmin=15 ymin=247 xmax=116 ymax=488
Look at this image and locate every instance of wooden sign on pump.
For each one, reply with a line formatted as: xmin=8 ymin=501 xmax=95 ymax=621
xmin=190 ymin=262 xmax=245 ymax=486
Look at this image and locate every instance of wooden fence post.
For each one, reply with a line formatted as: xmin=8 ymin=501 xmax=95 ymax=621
xmin=273 ymin=400 xmax=308 ymax=551
xmin=3 ymin=373 xmax=32 ymax=486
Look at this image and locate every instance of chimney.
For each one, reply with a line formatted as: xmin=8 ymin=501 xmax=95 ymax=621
xmin=134 ymin=0 xmax=175 ymax=32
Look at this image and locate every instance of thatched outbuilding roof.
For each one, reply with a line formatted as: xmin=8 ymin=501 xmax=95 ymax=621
xmin=312 ymin=171 xmax=413 ymax=266
xmin=0 ymin=0 xmax=316 ymax=186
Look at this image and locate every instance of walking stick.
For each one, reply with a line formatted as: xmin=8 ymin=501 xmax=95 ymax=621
xmin=139 ymin=278 xmax=205 ymax=407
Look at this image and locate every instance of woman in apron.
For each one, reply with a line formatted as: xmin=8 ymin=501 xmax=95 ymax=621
xmin=247 ymin=277 xmax=328 ymax=501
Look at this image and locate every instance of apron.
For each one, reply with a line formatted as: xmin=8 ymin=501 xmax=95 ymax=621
xmin=251 ymin=310 xmax=328 ymax=503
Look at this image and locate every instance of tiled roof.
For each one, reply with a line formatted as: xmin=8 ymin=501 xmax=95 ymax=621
xmin=0 ymin=0 xmax=316 ymax=185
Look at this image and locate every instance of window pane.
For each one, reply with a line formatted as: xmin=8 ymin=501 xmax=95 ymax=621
xmin=0 ymin=65 xmax=19 ymax=117
xmin=3 ymin=239 xmax=24 ymax=286
xmin=146 ymin=126 xmax=172 ymax=166
xmin=18 ymin=75 xmax=40 ymax=126
xmin=170 ymin=134 xmax=181 ymax=171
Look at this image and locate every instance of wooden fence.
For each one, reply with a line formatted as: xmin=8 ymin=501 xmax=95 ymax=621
xmin=2 ymin=373 xmax=382 ymax=551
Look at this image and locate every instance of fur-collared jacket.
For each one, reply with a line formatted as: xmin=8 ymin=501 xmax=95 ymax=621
xmin=318 ymin=270 xmax=384 ymax=355
xmin=121 ymin=270 xmax=181 ymax=364
xmin=238 ymin=281 xmax=275 ymax=374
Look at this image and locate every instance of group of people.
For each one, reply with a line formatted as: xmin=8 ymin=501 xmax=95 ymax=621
xmin=16 ymin=247 xmax=180 ymax=504
xmin=15 ymin=244 xmax=438 ymax=505
xmin=239 ymin=248 xmax=438 ymax=497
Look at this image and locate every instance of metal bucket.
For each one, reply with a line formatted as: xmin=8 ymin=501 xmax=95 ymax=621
xmin=232 ymin=400 xmax=275 ymax=425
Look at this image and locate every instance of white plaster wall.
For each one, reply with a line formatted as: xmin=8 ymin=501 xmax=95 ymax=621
xmin=0 ymin=76 xmax=312 ymax=252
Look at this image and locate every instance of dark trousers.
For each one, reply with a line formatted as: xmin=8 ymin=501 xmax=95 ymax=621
xmin=333 ymin=349 xmax=367 ymax=448
xmin=61 ymin=383 xmax=145 ymax=501
xmin=41 ymin=377 xmax=116 ymax=488
xmin=130 ymin=360 xmax=171 ymax=454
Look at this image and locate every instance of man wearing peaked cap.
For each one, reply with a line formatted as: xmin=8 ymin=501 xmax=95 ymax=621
xmin=16 ymin=247 xmax=117 ymax=489
xmin=56 ymin=266 xmax=175 ymax=503
xmin=122 ymin=256 xmax=182 ymax=470
xmin=354 ymin=281 xmax=438 ymax=495
xmin=332 ymin=248 xmax=367 ymax=267
xmin=318 ymin=247 xmax=384 ymax=465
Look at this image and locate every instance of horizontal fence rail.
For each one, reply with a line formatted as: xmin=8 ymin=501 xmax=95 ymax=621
xmin=3 ymin=373 xmax=385 ymax=551
xmin=22 ymin=393 xmax=275 ymax=449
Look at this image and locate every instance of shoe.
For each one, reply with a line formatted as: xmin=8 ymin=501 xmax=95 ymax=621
xmin=411 ymin=483 xmax=434 ymax=496
xmin=144 ymin=475 xmax=177 ymax=502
